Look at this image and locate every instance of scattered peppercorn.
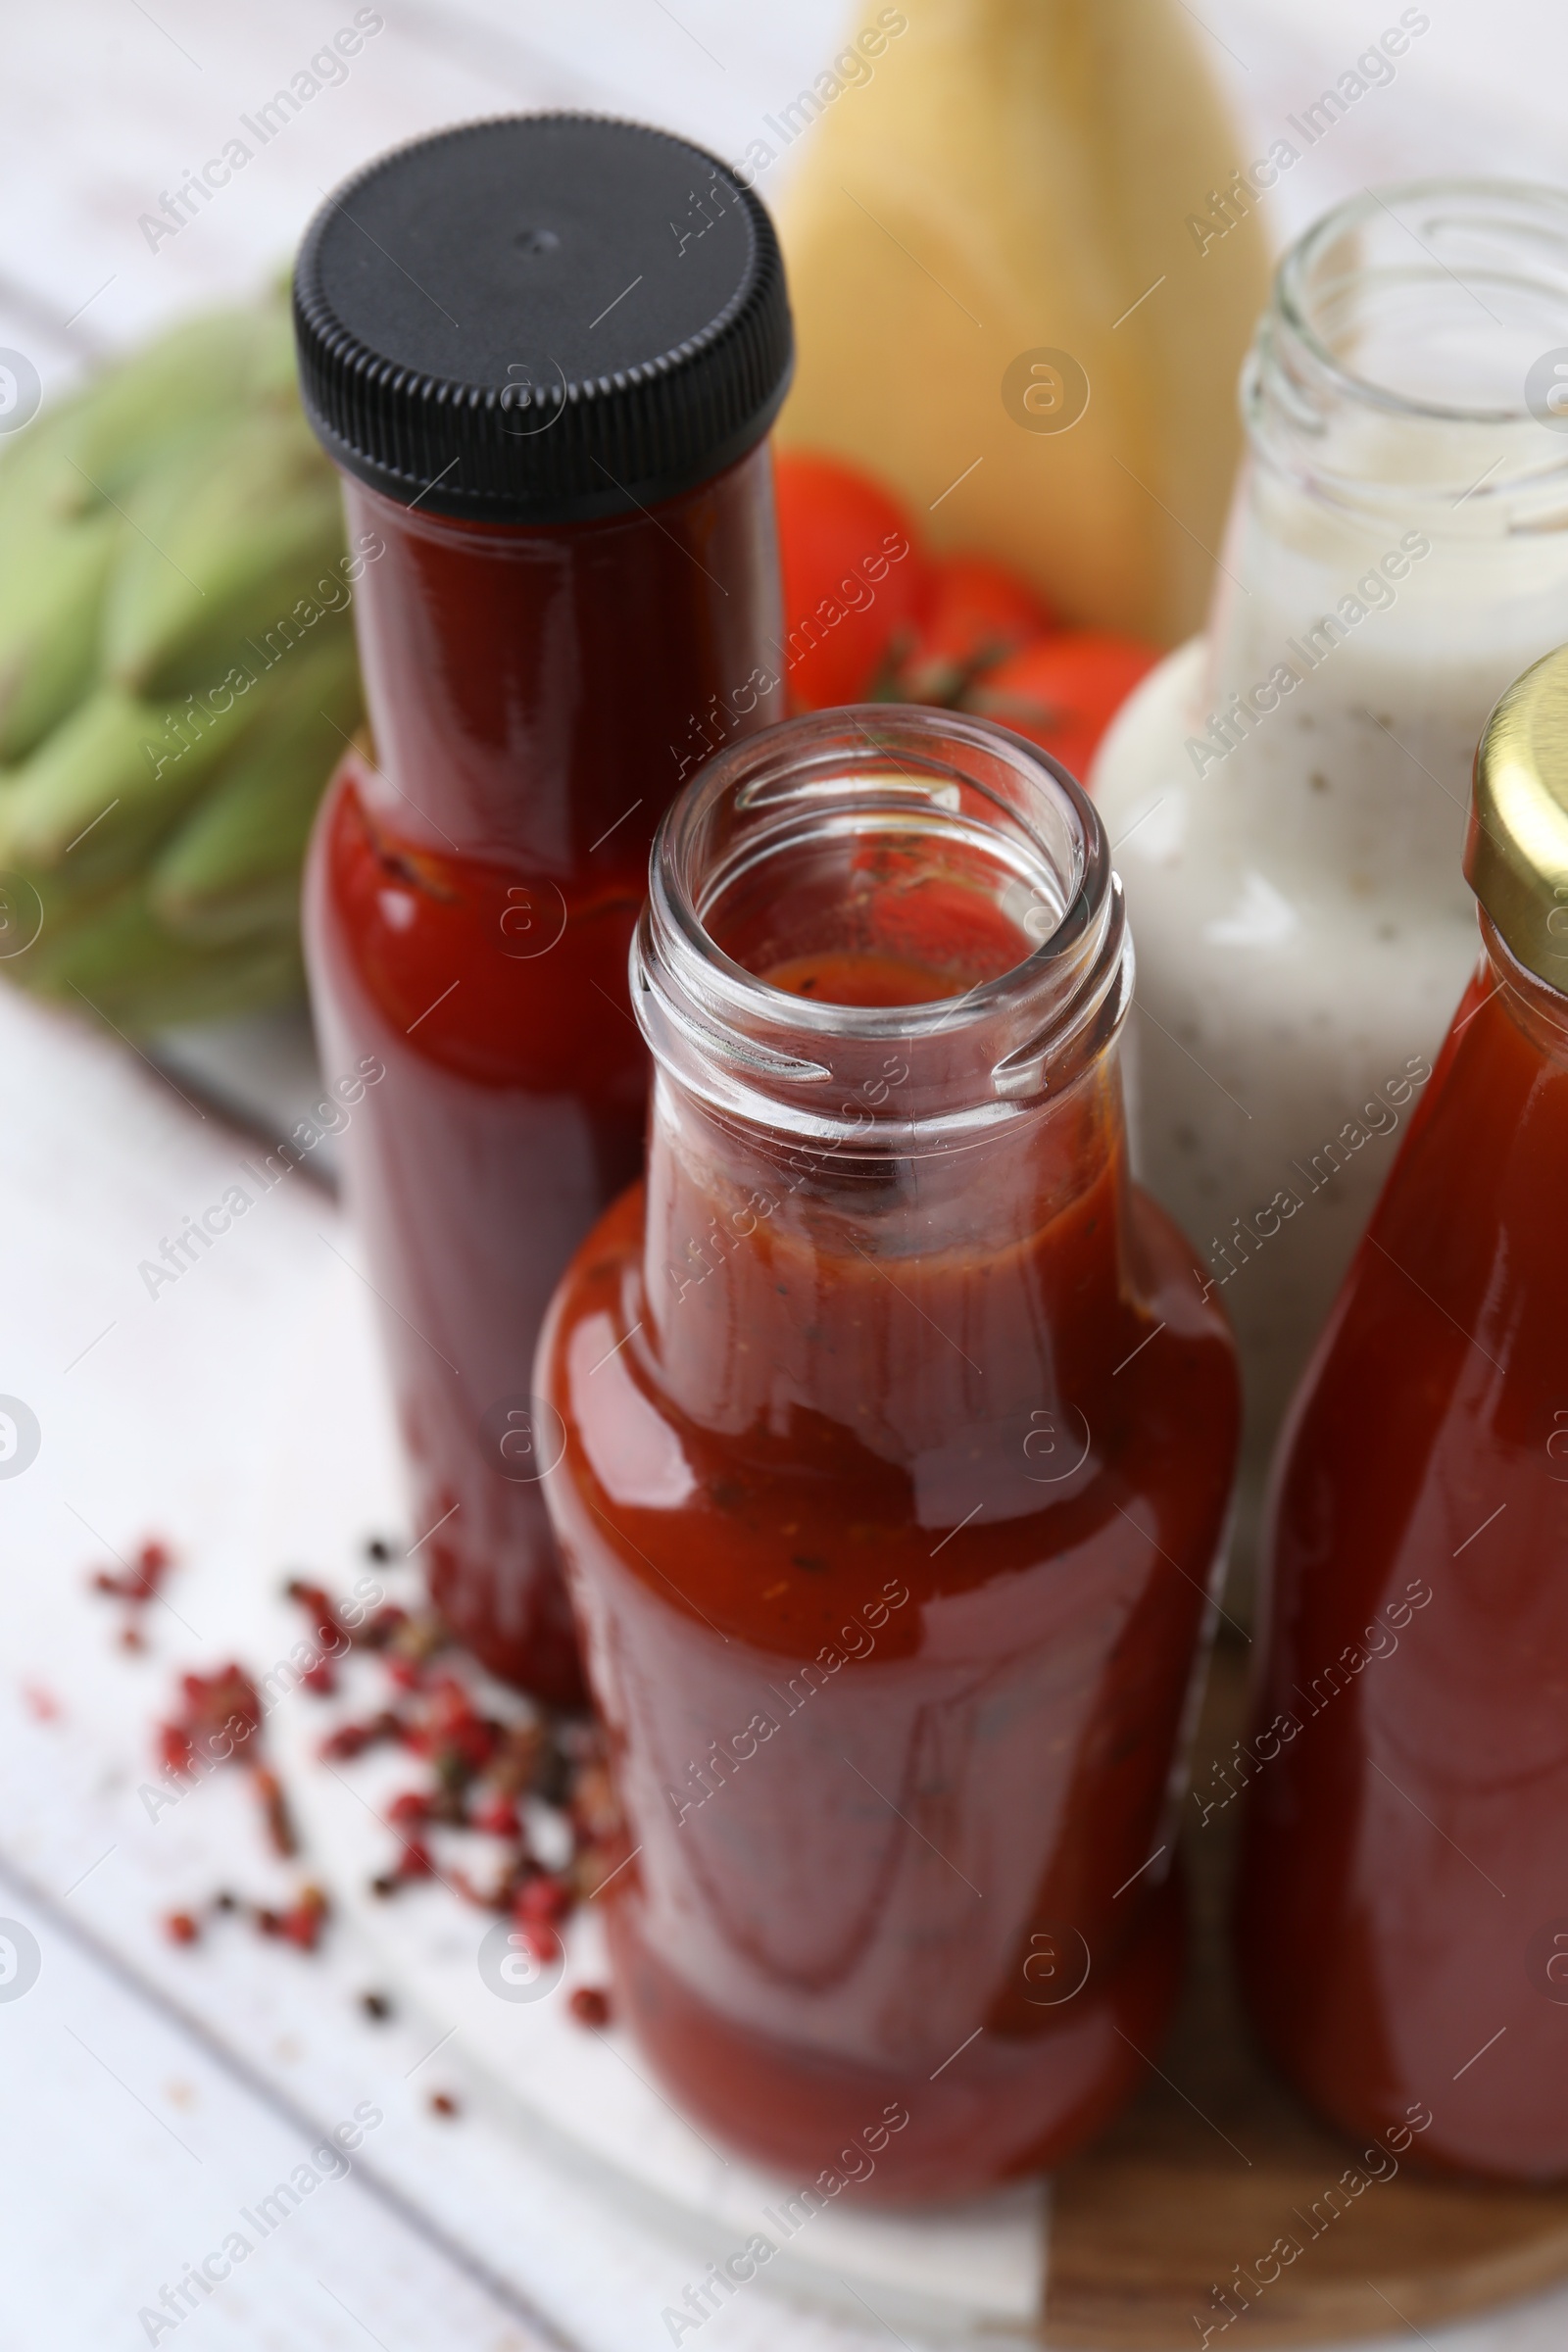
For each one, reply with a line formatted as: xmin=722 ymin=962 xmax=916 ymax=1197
xmin=514 ymin=1871 xmax=573 ymax=1925
xmin=158 ymin=1663 xmax=263 ymax=1778
xmin=429 ymin=2091 xmax=459 ymax=2117
xmin=320 ymin=1708 xmax=403 ymax=1761
xmin=470 ymin=1791 xmax=520 ymax=1838
xmin=143 ymin=1563 xmax=616 ymax=1982
xmin=90 ymin=1540 xmax=178 ymax=1649
xmin=360 ymin=1990 xmax=392 ymax=2021
xmin=277 ymin=1885 xmax=329 ymax=1950
xmin=254 ymin=1886 xmax=329 ymax=1949
xmin=253 ymin=1766 xmax=299 ymax=1860
xmin=359 ymin=1603 xmax=411 ymax=1651
xmin=92 ymin=1539 xmax=173 ymax=1604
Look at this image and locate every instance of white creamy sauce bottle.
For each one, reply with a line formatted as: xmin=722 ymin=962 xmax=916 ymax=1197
xmin=1093 ymin=181 xmax=1568 ymax=1608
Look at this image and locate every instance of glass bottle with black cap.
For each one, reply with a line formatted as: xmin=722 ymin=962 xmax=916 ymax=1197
xmin=292 ymin=116 xmax=793 ymax=1702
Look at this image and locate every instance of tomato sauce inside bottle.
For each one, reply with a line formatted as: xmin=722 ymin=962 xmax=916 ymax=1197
xmin=538 ymin=710 xmax=1240 ymax=2197
xmin=1236 ymin=932 xmax=1568 ymax=2179
xmin=304 ymin=442 xmax=781 ymax=1700
xmin=294 ymin=118 xmax=792 ymax=1697
xmin=309 ymin=751 xmax=650 ymax=1700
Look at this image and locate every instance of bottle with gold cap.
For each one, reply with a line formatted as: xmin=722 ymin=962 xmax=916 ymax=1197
xmin=1233 ymin=641 xmax=1568 ymax=2180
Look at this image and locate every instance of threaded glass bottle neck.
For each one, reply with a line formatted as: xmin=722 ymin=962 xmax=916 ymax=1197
xmin=631 ymin=705 xmax=1131 ymax=1155
xmin=630 ymin=705 xmax=1136 ymax=1446
xmin=1246 ymin=179 xmax=1568 ymax=532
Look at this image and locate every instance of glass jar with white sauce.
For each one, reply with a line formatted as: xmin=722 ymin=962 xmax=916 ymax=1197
xmin=1092 ymin=180 xmax=1568 ymax=1610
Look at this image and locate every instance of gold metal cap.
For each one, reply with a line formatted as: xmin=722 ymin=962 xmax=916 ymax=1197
xmin=1468 ymin=643 xmax=1568 ymax=987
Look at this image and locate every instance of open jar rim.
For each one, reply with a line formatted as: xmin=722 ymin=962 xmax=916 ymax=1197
xmin=631 ymin=705 xmax=1132 ymax=1150
xmin=1274 ymin=177 xmax=1568 ymax=427
xmin=1249 ymin=179 xmax=1568 ymax=524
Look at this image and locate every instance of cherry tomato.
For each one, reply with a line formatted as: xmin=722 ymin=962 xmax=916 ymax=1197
xmin=899 ymin=556 xmax=1055 ymax=704
xmin=774 ymin=452 xmax=928 ymax=710
xmin=966 ymin=632 xmax=1159 ymax=786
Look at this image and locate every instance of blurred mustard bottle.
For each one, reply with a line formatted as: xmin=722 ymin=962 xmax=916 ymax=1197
xmin=774 ymin=0 xmax=1270 ymax=643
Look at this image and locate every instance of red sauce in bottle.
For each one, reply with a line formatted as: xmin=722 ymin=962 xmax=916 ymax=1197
xmin=305 ymin=452 xmax=781 ymax=1701
xmin=538 ymin=710 xmax=1240 ymax=2197
xmin=1236 ymin=926 xmax=1568 ymax=2178
xmin=293 ymin=117 xmax=792 ymax=1701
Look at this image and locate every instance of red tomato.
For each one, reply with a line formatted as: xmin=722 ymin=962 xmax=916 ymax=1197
xmin=899 ymin=556 xmax=1055 ymax=704
xmin=774 ymin=452 xmax=929 ymax=710
xmin=966 ymin=632 xmax=1159 ymax=786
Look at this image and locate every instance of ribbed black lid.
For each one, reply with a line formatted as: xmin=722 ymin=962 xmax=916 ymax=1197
xmin=292 ymin=114 xmax=793 ymax=525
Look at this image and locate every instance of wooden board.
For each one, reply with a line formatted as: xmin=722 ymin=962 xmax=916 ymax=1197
xmin=1043 ymin=1640 xmax=1568 ymax=2346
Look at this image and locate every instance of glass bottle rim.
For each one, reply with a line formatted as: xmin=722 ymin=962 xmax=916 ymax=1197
xmin=1274 ymin=176 xmax=1568 ymax=427
xmin=1246 ymin=178 xmax=1568 ymax=526
xmin=632 ymin=705 xmax=1131 ymax=1150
